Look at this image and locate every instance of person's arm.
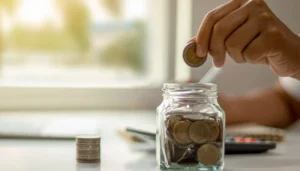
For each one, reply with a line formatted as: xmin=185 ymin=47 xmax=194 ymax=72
xmin=218 ymin=83 xmax=300 ymax=128
xmin=194 ymin=0 xmax=300 ymax=80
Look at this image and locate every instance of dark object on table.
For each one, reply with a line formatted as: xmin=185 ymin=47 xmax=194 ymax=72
xmin=125 ymin=127 xmax=276 ymax=155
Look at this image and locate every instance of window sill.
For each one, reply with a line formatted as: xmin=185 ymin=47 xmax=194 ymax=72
xmin=0 ymin=85 xmax=163 ymax=111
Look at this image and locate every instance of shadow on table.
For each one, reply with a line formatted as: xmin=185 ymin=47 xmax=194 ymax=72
xmin=77 ymin=163 xmax=101 ymax=171
xmin=125 ymin=150 xmax=156 ymax=171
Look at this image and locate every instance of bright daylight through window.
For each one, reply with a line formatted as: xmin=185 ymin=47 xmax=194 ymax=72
xmin=0 ymin=0 xmax=164 ymax=87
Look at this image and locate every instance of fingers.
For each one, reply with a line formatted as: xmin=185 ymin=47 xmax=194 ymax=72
xmin=196 ymin=0 xmax=247 ymax=61
xmin=244 ymin=25 xmax=297 ymax=76
xmin=225 ymin=12 xmax=271 ymax=63
xmin=187 ymin=37 xmax=196 ymax=44
xmin=209 ymin=2 xmax=253 ymax=67
xmin=242 ymin=32 xmax=270 ymax=64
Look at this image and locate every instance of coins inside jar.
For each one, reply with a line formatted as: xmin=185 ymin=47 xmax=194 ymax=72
xmin=166 ymin=114 xmax=223 ymax=166
xmin=188 ymin=120 xmax=211 ymax=144
xmin=169 ymin=141 xmax=191 ymax=163
xmin=197 ymin=143 xmax=220 ymax=165
xmin=206 ymin=120 xmax=220 ymax=141
xmin=172 ymin=120 xmax=193 ymax=144
xmin=183 ymin=42 xmax=207 ymax=68
xmin=168 ymin=115 xmax=183 ymax=131
xmin=218 ymin=119 xmax=223 ymax=141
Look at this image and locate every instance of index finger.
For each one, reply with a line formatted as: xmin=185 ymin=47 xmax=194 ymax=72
xmin=196 ymin=0 xmax=247 ymax=60
xmin=187 ymin=37 xmax=196 ymax=44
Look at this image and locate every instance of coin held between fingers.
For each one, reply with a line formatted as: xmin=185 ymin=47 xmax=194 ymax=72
xmin=183 ymin=42 xmax=207 ymax=68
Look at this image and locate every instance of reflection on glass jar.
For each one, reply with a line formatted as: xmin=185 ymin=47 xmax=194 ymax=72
xmin=156 ymin=83 xmax=225 ymax=171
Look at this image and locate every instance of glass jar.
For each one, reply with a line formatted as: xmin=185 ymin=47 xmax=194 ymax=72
xmin=156 ymin=83 xmax=225 ymax=171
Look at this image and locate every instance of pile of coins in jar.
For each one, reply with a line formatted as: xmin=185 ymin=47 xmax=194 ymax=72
xmin=165 ymin=114 xmax=223 ymax=166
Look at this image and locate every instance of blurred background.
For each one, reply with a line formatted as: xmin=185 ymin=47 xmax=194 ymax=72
xmin=0 ymin=1 xmax=298 ymax=169
xmin=0 ymin=0 xmax=152 ymax=86
xmin=0 ymin=0 xmax=299 ymax=111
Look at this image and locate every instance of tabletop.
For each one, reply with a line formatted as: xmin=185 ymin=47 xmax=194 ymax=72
xmin=0 ymin=111 xmax=300 ymax=171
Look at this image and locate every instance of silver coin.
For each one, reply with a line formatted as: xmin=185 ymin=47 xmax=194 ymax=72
xmin=77 ymin=155 xmax=100 ymax=160
xmin=77 ymin=149 xmax=100 ymax=154
xmin=76 ymin=135 xmax=101 ymax=144
xmin=77 ymin=158 xmax=100 ymax=163
xmin=76 ymin=143 xmax=100 ymax=149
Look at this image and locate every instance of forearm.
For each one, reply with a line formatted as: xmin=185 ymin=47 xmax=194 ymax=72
xmin=218 ymin=83 xmax=300 ymax=128
xmin=292 ymin=34 xmax=300 ymax=80
xmin=292 ymin=71 xmax=300 ymax=80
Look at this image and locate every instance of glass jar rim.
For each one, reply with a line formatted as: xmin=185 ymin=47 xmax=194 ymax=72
xmin=163 ymin=83 xmax=217 ymax=92
xmin=162 ymin=83 xmax=218 ymax=98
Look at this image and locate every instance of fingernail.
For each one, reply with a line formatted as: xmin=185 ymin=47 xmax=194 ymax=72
xmin=213 ymin=59 xmax=224 ymax=68
xmin=196 ymin=45 xmax=205 ymax=57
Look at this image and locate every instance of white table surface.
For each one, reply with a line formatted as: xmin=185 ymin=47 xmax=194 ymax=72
xmin=0 ymin=111 xmax=299 ymax=171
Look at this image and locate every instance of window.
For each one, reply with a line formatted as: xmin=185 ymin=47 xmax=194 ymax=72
xmin=0 ymin=0 xmax=169 ymax=86
xmin=0 ymin=0 xmax=177 ymax=110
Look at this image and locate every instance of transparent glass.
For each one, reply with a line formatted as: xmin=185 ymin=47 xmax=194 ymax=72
xmin=156 ymin=83 xmax=225 ymax=171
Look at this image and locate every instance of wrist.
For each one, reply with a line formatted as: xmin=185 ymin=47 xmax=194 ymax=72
xmin=292 ymin=34 xmax=300 ymax=80
xmin=291 ymin=52 xmax=300 ymax=80
xmin=291 ymin=72 xmax=300 ymax=80
xmin=218 ymin=95 xmax=249 ymax=125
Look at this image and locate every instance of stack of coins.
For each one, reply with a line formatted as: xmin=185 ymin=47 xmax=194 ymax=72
xmin=166 ymin=115 xmax=222 ymax=166
xmin=76 ymin=135 xmax=101 ymax=163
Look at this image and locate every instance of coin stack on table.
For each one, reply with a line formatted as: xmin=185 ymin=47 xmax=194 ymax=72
xmin=76 ymin=135 xmax=101 ymax=163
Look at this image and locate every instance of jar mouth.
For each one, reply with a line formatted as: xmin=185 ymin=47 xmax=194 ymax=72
xmin=163 ymin=83 xmax=217 ymax=91
xmin=162 ymin=83 xmax=218 ymax=98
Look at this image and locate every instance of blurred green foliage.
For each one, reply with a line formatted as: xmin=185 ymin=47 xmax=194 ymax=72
xmin=101 ymin=0 xmax=122 ymax=17
xmin=55 ymin=0 xmax=90 ymax=52
xmin=100 ymin=21 xmax=146 ymax=71
xmin=0 ymin=0 xmax=146 ymax=72
xmin=8 ymin=23 xmax=76 ymax=52
xmin=0 ymin=0 xmax=18 ymax=13
xmin=0 ymin=0 xmax=19 ymax=70
xmin=4 ymin=0 xmax=90 ymax=53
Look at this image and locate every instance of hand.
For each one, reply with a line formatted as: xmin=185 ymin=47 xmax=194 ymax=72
xmin=194 ymin=0 xmax=300 ymax=80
